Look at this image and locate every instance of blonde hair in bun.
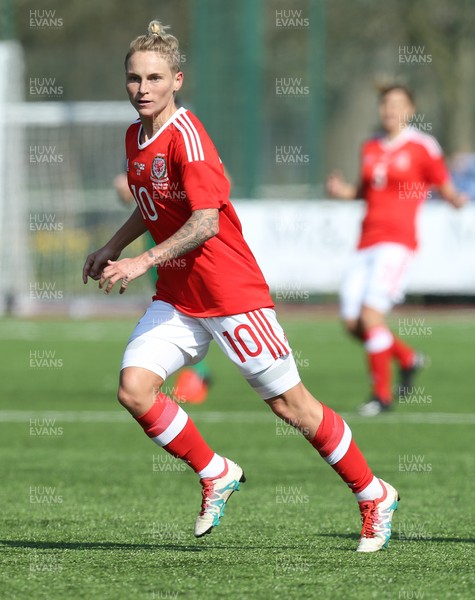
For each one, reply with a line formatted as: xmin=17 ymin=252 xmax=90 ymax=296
xmin=125 ymin=20 xmax=181 ymax=73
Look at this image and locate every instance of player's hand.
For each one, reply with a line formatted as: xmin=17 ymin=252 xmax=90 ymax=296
xmin=452 ymin=191 xmax=470 ymax=209
xmin=326 ymin=170 xmax=347 ymax=197
xmin=83 ymin=245 xmax=120 ymax=284
xmin=99 ymin=255 xmax=151 ymax=295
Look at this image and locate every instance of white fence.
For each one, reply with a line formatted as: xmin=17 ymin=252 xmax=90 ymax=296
xmin=235 ymin=200 xmax=475 ymax=295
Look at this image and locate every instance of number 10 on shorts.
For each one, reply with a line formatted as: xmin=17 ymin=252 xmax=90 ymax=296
xmin=221 ymin=310 xmax=289 ymax=364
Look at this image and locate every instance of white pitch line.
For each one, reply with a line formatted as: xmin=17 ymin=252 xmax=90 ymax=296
xmin=341 ymin=412 xmax=475 ymax=425
xmin=0 ymin=410 xmax=474 ymax=425
xmin=0 ymin=324 xmax=128 ymax=342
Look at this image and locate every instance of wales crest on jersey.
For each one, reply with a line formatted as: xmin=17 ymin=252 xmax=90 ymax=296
xmin=150 ymin=153 xmax=169 ymax=193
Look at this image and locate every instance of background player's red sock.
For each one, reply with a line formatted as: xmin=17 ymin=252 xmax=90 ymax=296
xmin=135 ymin=392 xmax=225 ymax=478
xmin=364 ymin=325 xmax=393 ymax=403
xmin=390 ymin=334 xmax=415 ymax=369
xmin=311 ymin=403 xmax=383 ymax=499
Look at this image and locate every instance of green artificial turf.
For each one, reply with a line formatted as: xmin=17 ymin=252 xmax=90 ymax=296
xmin=0 ymin=312 xmax=473 ymax=599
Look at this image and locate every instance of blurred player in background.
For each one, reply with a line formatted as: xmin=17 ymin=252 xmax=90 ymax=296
xmin=114 ymin=168 xmax=212 ymax=404
xmin=327 ymin=84 xmax=468 ymax=416
xmin=84 ymin=21 xmax=400 ymax=552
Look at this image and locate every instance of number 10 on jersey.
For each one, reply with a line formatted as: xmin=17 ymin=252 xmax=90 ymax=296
xmin=131 ymin=184 xmax=159 ymax=221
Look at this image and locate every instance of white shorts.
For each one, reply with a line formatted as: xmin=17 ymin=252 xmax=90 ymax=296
xmin=121 ymin=301 xmax=301 ymax=400
xmin=340 ymin=243 xmax=414 ymax=320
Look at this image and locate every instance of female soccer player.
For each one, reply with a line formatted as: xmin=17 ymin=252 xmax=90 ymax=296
xmin=327 ymin=85 xmax=467 ymax=416
xmin=84 ymin=21 xmax=399 ymax=552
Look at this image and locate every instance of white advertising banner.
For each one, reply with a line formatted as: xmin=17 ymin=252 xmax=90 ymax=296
xmin=234 ymin=200 xmax=475 ymax=295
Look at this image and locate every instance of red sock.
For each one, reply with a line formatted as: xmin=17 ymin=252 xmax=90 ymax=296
xmin=135 ymin=392 xmax=215 ymax=473
xmin=390 ymin=334 xmax=415 ymax=369
xmin=364 ymin=326 xmax=393 ymax=403
xmin=311 ymin=403 xmax=373 ymax=493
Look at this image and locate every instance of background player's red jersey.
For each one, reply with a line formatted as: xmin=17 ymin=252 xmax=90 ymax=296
xmin=125 ymin=107 xmax=273 ymax=317
xmin=358 ymin=127 xmax=450 ymax=250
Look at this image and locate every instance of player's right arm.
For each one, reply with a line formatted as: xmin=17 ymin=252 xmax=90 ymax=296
xmin=326 ymin=170 xmax=359 ymax=199
xmin=82 ymin=206 xmax=148 ymax=283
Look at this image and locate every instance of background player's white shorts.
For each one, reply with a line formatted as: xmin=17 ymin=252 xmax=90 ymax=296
xmin=121 ymin=301 xmax=301 ymax=400
xmin=340 ymin=242 xmax=414 ymax=320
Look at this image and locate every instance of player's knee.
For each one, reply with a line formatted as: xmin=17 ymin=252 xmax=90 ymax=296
xmin=117 ymin=384 xmax=144 ymax=415
xmin=359 ymin=313 xmax=371 ymax=332
xmin=359 ymin=307 xmax=384 ymax=332
xmin=360 ymin=317 xmax=381 ymax=333
xmin=117 ymin=368 xmax=163 ymax=414
xmin=117 ymin=383 xmax=137 ymax=412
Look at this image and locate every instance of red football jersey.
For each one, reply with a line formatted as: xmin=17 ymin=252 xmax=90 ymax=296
xmin=358 ymin=127 xmax=450 ymax=250
xmin=125 ymin=107 xmax=273 ymax=317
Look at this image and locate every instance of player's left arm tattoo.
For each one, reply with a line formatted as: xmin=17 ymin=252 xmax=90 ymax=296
xmin=147 ymin=208 xmax=219 ymax=266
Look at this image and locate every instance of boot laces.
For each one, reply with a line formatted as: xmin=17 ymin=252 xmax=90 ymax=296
xmin=359 ymin=500 xmax=380 ymax=538
xmin=199 ymin=478 xmax=216 ymax=516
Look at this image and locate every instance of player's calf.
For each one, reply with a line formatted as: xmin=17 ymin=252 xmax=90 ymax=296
xmin=266 ymin=382 xmax=323 ymax=440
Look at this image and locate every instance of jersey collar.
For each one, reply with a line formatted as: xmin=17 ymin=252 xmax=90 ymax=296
xmin=380 ymin=126 xmax=413 ymax=151
xmin=137 ymin=106 xmax=187 ymax=150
